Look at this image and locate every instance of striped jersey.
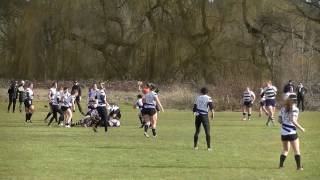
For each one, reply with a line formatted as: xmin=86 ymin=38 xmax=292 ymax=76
xmin=61 ymin=92 xmax=72 ymax=107
xmin=263 ymin=86 xmax=277 ymax=100
xmin=284 ymin=92 xmax=297 ymax=100
xmin=143 ymin=91 xmax=157 ymax=109
xmin=279 ymin=106 xmax=299 ymax=135
xmin=243 ymin=90 xmax=255 ymax=102
xmin=193 ymin=95 xmax=213 ymax=115
xmin=24 ymin=88 xmax=34 ymax=101
xmin=49 ymin=88 xmax=57 ymax=103
xmin=52 ymin=91 xmax=62 ymax=106
xmin=97 ymin=89 xmax=107 ymax=107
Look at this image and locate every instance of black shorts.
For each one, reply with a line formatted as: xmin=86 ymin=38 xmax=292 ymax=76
xmin=265 ymin=99 xmax=276 ymax=107
xmin=61 ymin=106 xmax=70 ymax=112
xmin=24 ymin=100 xmax=33 ymax=108
xmin=260 ymin=101 xmax=265 ymax=107
xmin=141 ymin=108 xmax=157 ymax=116
xmin=281 ymin=134 xmax=298 ymax=141
xmin=243 ymin=101 xmax=252 ymax=107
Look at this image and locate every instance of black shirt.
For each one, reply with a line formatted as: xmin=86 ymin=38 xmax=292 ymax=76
xmin=283 ymin=84 xmax=294 ymax=94
xmin=8 ymin=85 xmax=18 ymax=99
xmin=71 ymin=84 xmax=82 ymax=97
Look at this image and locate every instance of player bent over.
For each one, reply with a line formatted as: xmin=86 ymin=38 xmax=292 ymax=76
xmin=193 ymin=87 xmax=214 ymax=151
xmin=242 ymin=87 xmax=256 ymax=121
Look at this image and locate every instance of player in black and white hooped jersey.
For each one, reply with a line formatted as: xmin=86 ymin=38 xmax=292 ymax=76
xmin=61 ymin=87 xmax=78 ymax=128
xmin=92 ymin=82 xmax=109 ymax=133
xmin=264 ymin=81 xmax=278 ymax=126
xmin=193 ymin=87 xmax=214 ymax=151
xmin=24 ymin=82 xmax=35 ymax=123
xmin=242 ymin=87 xmax=256 ymax=121
xmin=44 ymin=82 xmax=57 ymax=122
xmin=141 ymin=83 xmax=164 ymax=138
xmin=47 ymin=86 xmax=64 ymax=126
xmin=278 ymin=94 xmax=305 ymax=170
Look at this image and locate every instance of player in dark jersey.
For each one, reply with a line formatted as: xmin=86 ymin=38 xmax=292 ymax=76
xmin=7 ymin=81 xmax=18 ymax=113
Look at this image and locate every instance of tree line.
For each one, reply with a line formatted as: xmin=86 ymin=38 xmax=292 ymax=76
xmin=0 ymin=0 xmax=319 ymax=88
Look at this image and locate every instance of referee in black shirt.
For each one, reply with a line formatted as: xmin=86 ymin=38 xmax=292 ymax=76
xmin=7 ymin=81 xmax=18 ymax=113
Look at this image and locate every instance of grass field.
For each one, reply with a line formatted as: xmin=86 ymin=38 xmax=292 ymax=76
xmin=0 ymin=102 xmax=319 ymax=180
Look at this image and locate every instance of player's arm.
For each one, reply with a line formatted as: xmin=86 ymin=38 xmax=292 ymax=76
xmin=251 ymin=92 xmax=256 ymax=103
xmin=48 ymin=90 xmax=52 ymax=101
xmin=292 ymin=115 xmax=305 ymax=132
xmin=155 ymin=96 xmax=164 ymax=112
xmin=208 ymin=101 xmax=214 ymax=119
xmin=138 ymin=81 xmax=143 ymax=93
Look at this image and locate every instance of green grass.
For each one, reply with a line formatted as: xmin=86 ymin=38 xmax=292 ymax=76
xmin=0 ymin=102 xmax=319 ymax=180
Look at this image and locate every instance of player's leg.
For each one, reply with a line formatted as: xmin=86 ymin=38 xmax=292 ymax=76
xmin=12 ymin=99 xmax=16 ymax=113
xmin=291 ymin=138 xmax=303 ymax=170
xmin=242 ymin=105 xmax=247 ymax=121
xmin=248 ymin=106 xmax=252 ymax=120
xmin=279 ymin=140 xmax=290 ymax=168
xmin=150 ymin=111 xmax=158 ymax=137
xmin=143 ymin=114 xmax=151 ymax=138
xmin=28 ymin=105 xmax=34 ymax=122
xmin=193 ymin=115 xmax=202 ymax=149
xmin=297 ymin=98 xmax=301 ymax=110
xmin=202 ymin=115 xmax=211 ymax=150
xmin=48 ymin=105 xmax=58 ymax=126
xmin=301 ymin=97 xmax=305 ymax=112
xmin=44 ymin=103 xmax=53 ymax=121
xmin=19 ymin=101 xmax=23 ymax=112
xmin=7 ymin=98 xmax=12 ymax=113
xmin=65 ymin=109 xmax=72 ymax=128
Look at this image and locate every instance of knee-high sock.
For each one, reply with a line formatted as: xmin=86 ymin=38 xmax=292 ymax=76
xmin=295 ymin=155 xmax=301 ymax=169
xmin=152 ymin=128 xmax=156 ymax=136
xmin=279 ymin=154 xmax=286 ymax=167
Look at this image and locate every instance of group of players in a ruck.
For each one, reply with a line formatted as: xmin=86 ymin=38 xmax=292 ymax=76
xmin=6 ymin=79 xmax=306 ymax=170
